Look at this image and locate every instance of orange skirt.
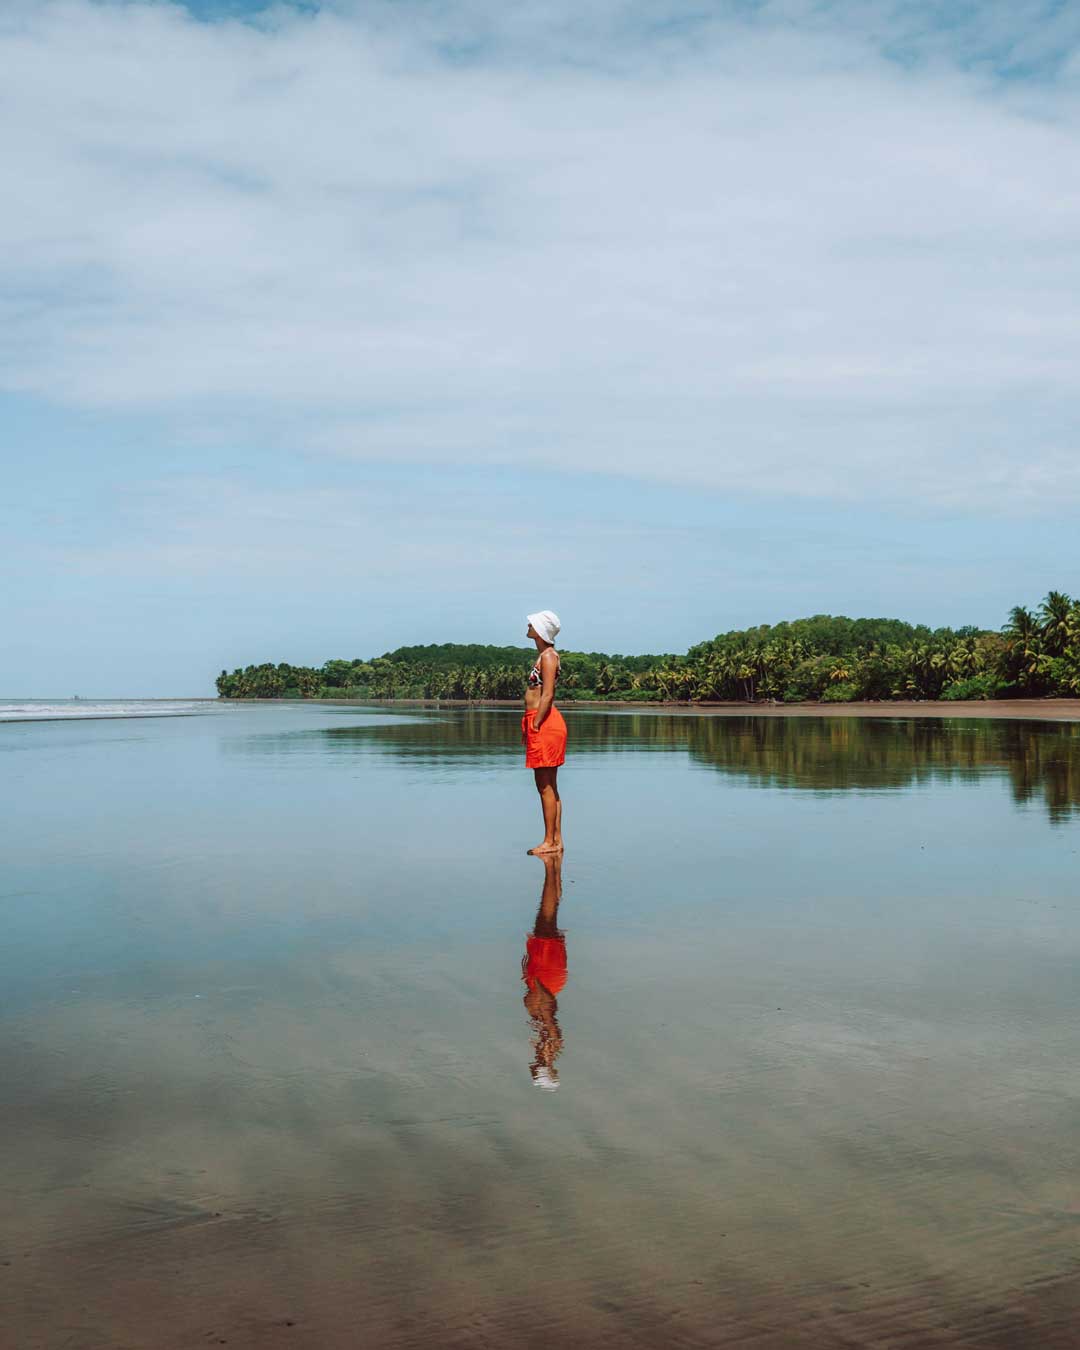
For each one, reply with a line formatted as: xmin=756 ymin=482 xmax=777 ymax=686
xmin=522 ymin=706 xmax=567 ymax=768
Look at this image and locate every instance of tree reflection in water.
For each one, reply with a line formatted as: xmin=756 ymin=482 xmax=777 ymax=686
xmin=319 ymin=711 xmax=1080 ymax=824
xmin=683 ymin=716 xmax=1080 ymax=824
xmin=521 ymin=852 xmax=566 ymax=1091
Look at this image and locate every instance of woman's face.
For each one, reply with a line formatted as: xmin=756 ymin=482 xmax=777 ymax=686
xmin=527 ymin=624 xmax=538 ymax=640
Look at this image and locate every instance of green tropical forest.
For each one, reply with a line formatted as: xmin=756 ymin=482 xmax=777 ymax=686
xmin=216 ymin=591 xmax=1080 ymax=704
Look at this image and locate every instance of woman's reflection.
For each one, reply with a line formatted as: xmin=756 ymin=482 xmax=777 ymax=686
xmin=522 ymin=852 xmax=567 ymax=1090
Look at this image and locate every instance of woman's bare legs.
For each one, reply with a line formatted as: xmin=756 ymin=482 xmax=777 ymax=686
xmin=528 ymin=767 xmax=563 ymax=854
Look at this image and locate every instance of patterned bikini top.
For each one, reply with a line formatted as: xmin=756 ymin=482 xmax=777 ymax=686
xmin=527 ymin=650 xmax=560 ymax=688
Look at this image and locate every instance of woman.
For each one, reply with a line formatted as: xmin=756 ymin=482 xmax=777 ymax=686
xmin=522 ymin=609 xmax=566 ymax=855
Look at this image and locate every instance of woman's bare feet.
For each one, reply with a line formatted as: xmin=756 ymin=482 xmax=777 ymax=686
xmin=528 ymin=840 xmax=563 ymax=855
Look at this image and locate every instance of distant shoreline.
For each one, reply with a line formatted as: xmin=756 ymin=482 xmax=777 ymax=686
xmin=222 ymin=696 xmax=1080 ymax=722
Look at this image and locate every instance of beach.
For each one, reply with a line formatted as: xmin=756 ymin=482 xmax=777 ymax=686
xmin=3 ymin=702 xmax=1080 ymax=1347
xmin=10 ymin=0 xmax=1080 ymax=1340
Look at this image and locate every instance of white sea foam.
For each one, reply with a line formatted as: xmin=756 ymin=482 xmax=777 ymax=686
xmin=0 ymin=700 xmax=221 ymax=722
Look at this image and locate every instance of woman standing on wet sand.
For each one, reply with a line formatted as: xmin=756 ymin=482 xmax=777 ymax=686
xmin=522 ymin=610 xmax=566 ymax=855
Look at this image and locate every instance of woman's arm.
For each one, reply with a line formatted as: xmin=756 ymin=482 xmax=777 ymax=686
xmin=532 ymin=649 xmax=557 ymax=729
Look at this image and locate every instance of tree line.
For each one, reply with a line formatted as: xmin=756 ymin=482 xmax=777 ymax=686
xmin=216 ymin=591 xmax=1080 ymax=704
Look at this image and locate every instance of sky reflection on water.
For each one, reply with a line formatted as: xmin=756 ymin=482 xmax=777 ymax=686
xmin=2 ymin=705 xmax=1080 ymax=1347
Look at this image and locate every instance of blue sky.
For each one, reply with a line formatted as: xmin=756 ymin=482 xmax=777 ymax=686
xmin=3 ymin=0 xmax=1080 ymax=694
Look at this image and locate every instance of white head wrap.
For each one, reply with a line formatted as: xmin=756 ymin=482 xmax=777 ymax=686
xmin=527 ymin=610 xmax=561 ymax=645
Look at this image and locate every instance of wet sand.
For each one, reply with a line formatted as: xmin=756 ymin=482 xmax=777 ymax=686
xmin=5 ymin=705 xmax=1080 ymax=1348
xmin=8 ymin=951 xmax=1080 ymax=1350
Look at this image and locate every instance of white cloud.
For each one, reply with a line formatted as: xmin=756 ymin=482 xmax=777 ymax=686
xmin=3 ymin=0 xmax=1080 ymax=508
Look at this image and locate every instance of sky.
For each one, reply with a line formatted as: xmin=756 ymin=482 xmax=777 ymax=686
xmin=2 ymin=0 xmax=1080 ymax=695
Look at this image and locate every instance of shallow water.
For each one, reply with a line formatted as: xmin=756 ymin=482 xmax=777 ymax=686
xmin=0 ymin=698 xmax=221 ymax=721
xmin=3 ymin=704 xmax=1080 ymax=1348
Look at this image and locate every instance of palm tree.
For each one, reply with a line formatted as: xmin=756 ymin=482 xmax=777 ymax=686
xmin=734 ymin=656 xmax=756 ymax=702
xmin=653 ymin=666 xmax=674 ymax=700
xmin=298 ymin=668 xmax=320 ymax=698
xmin=829 ymin=659 xmax=852 ymax=684
xmin=1004 ymin=605 xmax=1045 ymax=690
xmin=1006 ymin=605 xmax=1038 ymax=644
xmin=1040 ymin=591 xmax=1075 ymax=657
